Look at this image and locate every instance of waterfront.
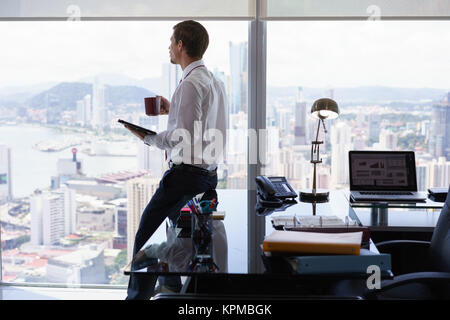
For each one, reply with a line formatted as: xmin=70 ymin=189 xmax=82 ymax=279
xmin=0 ymin=124 xmax=137 ymax=198
xmin=0 ymin=124 xmax=248 ymax=279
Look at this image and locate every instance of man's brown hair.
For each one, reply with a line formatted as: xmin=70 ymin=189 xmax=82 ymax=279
xmin=173 ymin=20 xmax=209 ymax=59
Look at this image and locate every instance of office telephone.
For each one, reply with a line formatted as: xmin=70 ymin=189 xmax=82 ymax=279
xmin=255 ymin=176 xmax=297 ymax=208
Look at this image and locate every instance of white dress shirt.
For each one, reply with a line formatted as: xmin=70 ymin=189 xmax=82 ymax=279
xmin=144 ymin=59 xmax=228 ymax=170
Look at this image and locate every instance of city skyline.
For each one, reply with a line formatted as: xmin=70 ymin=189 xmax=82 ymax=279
xmin=1 ymin=88 xmax=450 ymax=285
xmin=1 ymin=19 xmax=450 ymax=286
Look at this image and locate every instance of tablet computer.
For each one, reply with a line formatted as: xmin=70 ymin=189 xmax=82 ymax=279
xmin=118 ymin=119 xmax=156 ymax=135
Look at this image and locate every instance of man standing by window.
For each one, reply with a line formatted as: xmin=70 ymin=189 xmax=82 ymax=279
xmin=124 ymin=20 xmax=228 ymax=300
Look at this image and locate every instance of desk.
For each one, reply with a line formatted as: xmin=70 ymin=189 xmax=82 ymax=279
xmin=345 ymin=192 xmax=444 ymax=242
xmin=124 ymin=190 xmax=385 ymax=297
xmin=124 ymin=190 xmax=368 ymax=275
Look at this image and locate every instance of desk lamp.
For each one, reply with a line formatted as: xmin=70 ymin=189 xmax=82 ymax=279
xmin=300 ymin=98 xmax=339 ymax=203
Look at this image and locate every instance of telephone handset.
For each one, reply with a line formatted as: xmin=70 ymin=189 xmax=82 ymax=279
xmin=255 ymin=176 xmax=297 ymax=208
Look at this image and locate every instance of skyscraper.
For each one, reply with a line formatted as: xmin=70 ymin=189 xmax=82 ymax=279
xmin=126 ymin=175 xmax=159 ymax=262
xmin=76 ymin=100 xmax=85 ymax=125
xmin=265 ymin=126 xmax=281 ymax=175
xmin=229 ymin=42 xmax=248 ymax=114
xmin=379 ymin=129 xmax=398 ymax=150
xmin=0 ymin=144 xmax=12 ymax=203
xmin=76 ymin=94 xmax=92 ymax=127
xmin=161 ymin=63 xmax=181 ymax=99
xmin=137 ymin=143 xmax=165 ymax=178
xmin=294 ymin=87 xmax=308 ymax=145
xmin=416 ymin=164 xmax=427 ymax=191
xmin=427 ymin=156 xmax=450 ymax=188
xmin=368 ymin=114 xmax=381 ymax=143
xmin=31 ymin=186 xmax=76 ymax=246
xmin=112 ymin=199 xmax=128 ymax=249
xmin=226 ymin=111 xmax=247 ymax=182
xmin=84 ymin=94 xmax=92 ymax=125
xmin=277 ymin=108 xmax=292 ymax=135
xmin=430 ymin=92 xmax=450 ymax=160
xmin=91 ymin=77 xmax=107 ymax=129
xmin=330 ymin=122 xmax=353 ymax=188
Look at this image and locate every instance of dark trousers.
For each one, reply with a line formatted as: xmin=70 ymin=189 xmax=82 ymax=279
xmin=126 ymin=166 xmax=218 ymax=300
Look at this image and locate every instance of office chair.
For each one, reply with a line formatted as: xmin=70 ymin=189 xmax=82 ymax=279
xmin=333 ymin=185 xmax=450 ymax=299
xmin=363 ymin=185 xmax=450 ymax=299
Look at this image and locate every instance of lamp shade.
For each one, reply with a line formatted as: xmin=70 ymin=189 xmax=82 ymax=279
xmin=310 ymin=98 xmax=339 ymax=120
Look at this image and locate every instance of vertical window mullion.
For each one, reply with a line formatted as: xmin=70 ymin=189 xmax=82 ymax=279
xmin=247 ymin=0 xmax=267 ymax=273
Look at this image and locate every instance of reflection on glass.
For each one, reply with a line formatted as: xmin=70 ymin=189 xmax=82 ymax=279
xmin=130 ymin=192 xmax=228 ymax=275
xmin=0 ymin=21 xmax=247 ymax=285
xmin=266 ymin=21 xmax=450 ymax=195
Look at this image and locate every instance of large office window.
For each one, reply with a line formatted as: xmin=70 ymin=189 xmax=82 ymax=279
xmin=0 ymin=20 xmax=248 ymax=285
xmin=1 ymin=0 xmax=449 ymax=283
xmin=265 ymin=20 xmax=450 ymax=192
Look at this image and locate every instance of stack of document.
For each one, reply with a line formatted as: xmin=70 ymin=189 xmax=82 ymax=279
xmin=271 ymin=215 xmax=357 ymax=229
xmin=263 ymin=230 xmax=363 ymax=255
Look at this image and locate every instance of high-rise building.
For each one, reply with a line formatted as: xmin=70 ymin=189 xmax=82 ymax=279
xmin=84 ymin=94 xmax=92 ymax=124
xmin=427 ymin=156 xmax=450 ymax=188
xmin=213 ymin=68 xmax=227 ymax=90
xmin=75 ymin=94 xmax=92 ymax=127
xmin=126 ymin=175 xmax=160 ymax=262
xmin=0 ymin=144 xmax=12 ymax=203
xmin=137 ymin=115 xmax=166 ymax=178
xmin=137 ymin=143 xmax=165 ymax=178
xmin=229 ymin=41 xmax=248 ymax=114
xmin=116 ymin=203 xmax=127 ymax=237
xmin=226 ymin=111 xmax=247 ymax=180
xmin=76 ymin=100 xmax=85 ymax=125
xmin=416 ymin=164 xmax=427 ymax=191
xmin=294 ymin=87 xmax=308 ymax=145
xmin=291 ymin=147 xmax=312 ymax=189
xmin=57 ymin=187 xmax=77 ymax=236
xmin=45 ymin=93 xmax=60 ymax=124
xmin=430 ymin=92 xmax=450 ymax=160
xmin=161 ymin=63 xmax=181 ymax=99
xmin=31 ymin=186 xmax=77 ymax=246
xmin=113 ymin=205 xmax=128 ymax=249
xmin=379 ymin=129 xmax=398 ymax=150
xmin=421 ymin=120 xmax=431 ymax=138
xmin=108 ymin=198 xmax=128 ymax=249
xmin=36 ymin=193 xmax=64 ymax=246
xmin=265 ymin=126 xmax=281 ymax=175
xmin=330 ymin=122 xmax=353 ymax=188
xmin=91 ymin=77 xmax=107 ymax=129
xmin=368 ymin=114 xmax=381 ymax=143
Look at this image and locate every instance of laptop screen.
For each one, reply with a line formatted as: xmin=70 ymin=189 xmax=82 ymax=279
xmin=349 ymin=151 xmax=418 ymax=191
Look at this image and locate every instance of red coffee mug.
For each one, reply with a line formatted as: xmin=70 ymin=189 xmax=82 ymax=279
xmin=144 ymin=96 xmax=161 ymax=116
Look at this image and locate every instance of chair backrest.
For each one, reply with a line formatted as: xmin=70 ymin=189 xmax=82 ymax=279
xmin=429 ymin=185 xmax=450 ymax=272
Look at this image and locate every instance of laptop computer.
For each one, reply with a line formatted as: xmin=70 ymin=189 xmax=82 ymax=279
xmin=349 ymin=151 xmax=426 ymax=202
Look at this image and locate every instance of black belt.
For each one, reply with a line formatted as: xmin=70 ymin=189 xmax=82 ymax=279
xmin=170 ymin=162 xmax=217 ymax=177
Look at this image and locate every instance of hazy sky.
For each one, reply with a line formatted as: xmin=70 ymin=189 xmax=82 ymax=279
xmin=0 ymin=20 xmax=449 ymax=89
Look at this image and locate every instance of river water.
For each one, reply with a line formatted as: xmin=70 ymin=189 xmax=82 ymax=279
xmin=0 ymin=123 xmax=248 ymax=273
xmin=0 ymin=124 xmax=137 ymax=198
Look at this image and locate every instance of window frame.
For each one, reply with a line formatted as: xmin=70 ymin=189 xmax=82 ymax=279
xmin=1 ymin=0 xmax=449 ymax=286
